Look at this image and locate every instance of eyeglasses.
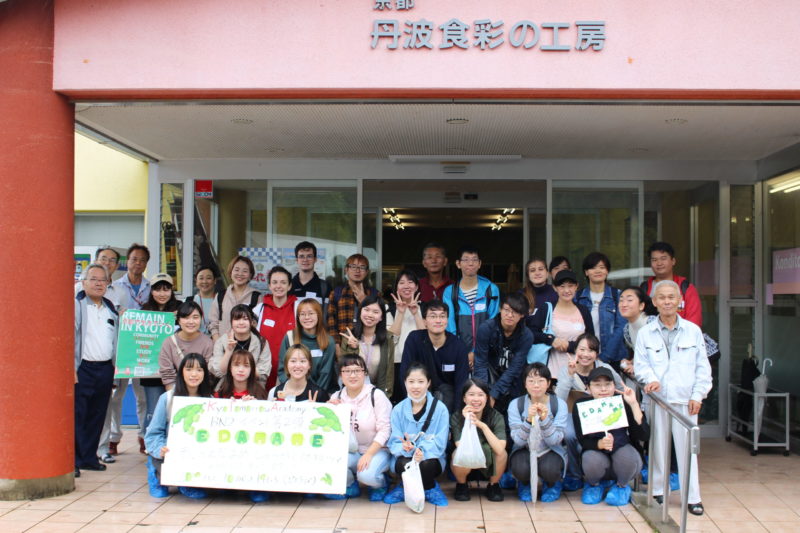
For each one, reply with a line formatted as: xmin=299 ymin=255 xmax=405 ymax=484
xmin=298 ymin=312 xmax=316 ymax=318
xmin=458 ymin=257 xmax=480 ymax=264
xmin=347 ymin=264 xmax=368 ymax=272
xmin=341 ymin=368 xmax=365 ymax=376
xmin=297 ymin=254 xmax=315 ymax=260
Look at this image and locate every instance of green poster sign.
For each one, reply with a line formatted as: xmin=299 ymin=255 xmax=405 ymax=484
xmin=115 ymin=309 xmax=175 ymax=379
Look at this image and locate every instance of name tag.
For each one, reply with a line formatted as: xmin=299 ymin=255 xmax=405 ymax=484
xmin=311 ymin=349 xmax=323 ymax=358
xmin=475 ymin=303 xmax=486 ymax=311
xmin=442 ymin=364 xmax=455 ymax=372
xmin=306 ymin=292 xmax=317 ymax=299
xmin=263 ymin=319 xmax=276 ymax=327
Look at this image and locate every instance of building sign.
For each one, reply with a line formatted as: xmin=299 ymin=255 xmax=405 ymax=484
xmin=371 ymin=1 xmax=605 ymax=52
xmin=772 ymin=247 xmax=800 ymax=294
xmin=195 ymin=180 xmax=213 ymax=199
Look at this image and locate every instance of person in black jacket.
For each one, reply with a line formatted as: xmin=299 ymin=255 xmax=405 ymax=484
xmin=572 ymin=367 xmax=649 ymax=507
xmin=399 ymin=300 xmax=469 ymax=411
xmin=525 ymin=270 xmax=594 ymax=378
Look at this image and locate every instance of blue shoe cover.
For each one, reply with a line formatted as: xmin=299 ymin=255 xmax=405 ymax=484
xmin=424 ymin=482 xmax=448 ymax=506
xmin=499 ymin=470 xmax=517 ymax=490
xmin=383 ymin=484 xmax=405 ymax=504
xmin=179 ymin=486 xmax=207 ymax=499
xmin=581 ymin=483 xmax=604 ymax=505
xmin=600 ymin=479 xmax=615 ymax=489
xmin=641 ymin=467 xmax=649 ymax=484
xmin=346 ymin=480 xmax=362 ymax=498
xmin=605 ymin=484 xmax=632 ymax=506
xmin=670 ymin=472 xmax=680 ymax=491
xmin=249 ymin=491 xmax=269 ymax=503
xmin=146 ymin=457 xmax=169 ymax=498
xmin=324 ymin=492 xmax=347 ymax=500
xmin=517 ymin=483 xmax=532 ymax=502
xmin=563 ymin=476 xmax=582 ymax=492
xmin=369 ymin=486 xmax=388 ymax=502
xmin=541 ymin=480 xmax=563 ymax=503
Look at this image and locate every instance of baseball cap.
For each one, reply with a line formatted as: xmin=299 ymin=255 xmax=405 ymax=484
xmin=553 ymin=269 xmax=578 ymax=286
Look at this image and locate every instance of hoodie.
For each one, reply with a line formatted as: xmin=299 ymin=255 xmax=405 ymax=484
xmin=254 ymin=294 xmax=297 ymax=389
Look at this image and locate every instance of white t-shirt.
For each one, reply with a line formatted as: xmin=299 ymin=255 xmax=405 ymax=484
xmin=590 ymin=290 xmax=604 ymax=335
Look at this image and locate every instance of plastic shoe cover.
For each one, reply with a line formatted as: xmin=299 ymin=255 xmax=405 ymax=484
xmin=249 ymin=491 xmax=270 ymax=503
xmin=369 ymin=486 xmax=388 ymax=502
xmin=304 ymin=493 xmax=319 ymax=499
xmin=323 ymin=492 xmax=347 ymax=500
xmin=605 ymin=484 xmax=632 ymax=506
xmin=600 ymin=479 xmax=615 ymax=489
xmin=517 ymin=483 xmax=532 ymax=502
xmin=499 ymin=470 xmax=517 ymax=490
xmin=541 ymin=480 xmax=563 ymax=503
xmin=670 ymin=472 xmax=680 ymax=491
xmin=581 ymin=483 xmax=604 ymax=505
xmin=383 ymin=484 xmax=405 ymax=504
xmin=641 ymin=467 xmax=649 ymax=484
xmin=179 ymin=486 xmax=207 ymax=499
xmin=346 ymin=480 xmax=362 ymax=498
xmin=146 ymin=457 xmax=169 ymax=498
xmin=563 ymin=476 xmax=582 ymax=492
xmin=424 ymin=482 xmax=449 ymax=506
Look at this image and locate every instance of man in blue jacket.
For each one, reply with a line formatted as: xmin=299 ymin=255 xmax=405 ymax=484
xmin=399 ymin=300 xmax=470 ymax=412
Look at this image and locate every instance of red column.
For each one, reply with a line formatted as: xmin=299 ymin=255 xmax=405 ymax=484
xmin=0 ymin=0 xmax=75 ymax=498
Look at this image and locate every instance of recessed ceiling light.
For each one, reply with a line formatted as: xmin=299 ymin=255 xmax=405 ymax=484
xmin=664 ymin=118 xmax=688 ymax=125
xmin=231 ymin=118 xmax=254 ymax=125
xmin=446 ymin=118 xmax=469 ymax=125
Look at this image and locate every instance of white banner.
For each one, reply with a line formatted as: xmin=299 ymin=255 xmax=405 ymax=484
xmin=576 ymin=395 xmax=629 ymax=435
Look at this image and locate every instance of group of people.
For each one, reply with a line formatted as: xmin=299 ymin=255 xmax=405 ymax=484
xmin=74 ymin=239 xmax=711 ymax=514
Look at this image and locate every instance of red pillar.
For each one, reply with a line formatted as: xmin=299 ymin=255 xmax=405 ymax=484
xmin=0 ymin=0 xmax=75 ymax=498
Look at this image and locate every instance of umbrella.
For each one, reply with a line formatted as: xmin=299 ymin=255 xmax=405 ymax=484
xmin=753 ymin=358 xmax=772 ymax=439
xmin=528 ymin=414 xmax=542 ymax=505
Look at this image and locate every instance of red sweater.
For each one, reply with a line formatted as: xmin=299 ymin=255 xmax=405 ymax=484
xmin=256 ymin=294 xmax=297 ymax=389
xmin=644 ymin=274 xmax=702 ymax=327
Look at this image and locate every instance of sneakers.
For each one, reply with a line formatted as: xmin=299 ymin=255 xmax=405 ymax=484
xmin=179 ymin=486 xmax=208 ymax=499
xmin=424 ymin=482 xmax=449 ymax=506
xmin=484 ymin=482 xmax=504 ymax=502
xmin=541 ymin=480 xmax=563 ymax=503
xmin=454 ymin=482 xmax=470 ymax=501
xmin=581 ymin=483 xmax=604 ymax=505
xmin=605 ymin=485 xmax=632 ymax=506
xmin=517 ymin=483 xmax=532 ymax=502
xmin=563 ymin=476 xmax=582 ymax=492
xmin=670 ymin=472 xmax=680 ymax=491
xmin=109 ymin=441 xmax=119 ymax=456
xmin=499 ymin=471 xmax=517 ymax=490
xmin=249 ymin=491 xmax=269 ymax=503
xmin=383 ymin=484 xmax=405 ymax=504
xmin=100 ymin=453 xmax=116 ymax=464
xmin=146 ymin=457 xmax=168 ymax=498
xmin=369 ymin=486 xmax=388 ymax=502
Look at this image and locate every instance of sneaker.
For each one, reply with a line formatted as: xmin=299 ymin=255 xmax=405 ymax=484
xmin=517 ymin=483 xmax=532 ymax=502
xmin=541 ymin=480 xmax=563 ymax=503
xmin=605 ymin=485 xmax=632 ymax=506
xmin=499 ymin=470 xmax=517 ymax=490
xmin=179 ymin=486 xmax=207 ymax=499
xmin=109 ymin=441 xmax=119 ymax=456
xmin=670 ymin=472 xmax=680 ymax=491
xmin=424 ymin=482 xmax=449 ymax=506
xmin=249 ymin=491 xmax=269 ymax=503
xmin=454 ymin=482 xmax=470 ymax=501
xmin=383 ymin=484 xmax=405 ymax=504
xmin=369 ymin=486 xmax=388 ymax=502
xmin=100 ymin=453 xmax=116 ymax=464
xmin=563 ymin=476 xmax=582 ymax=492
xmin=640 ymin=467 xmax=648 ymax=484
xmin=581 ymin=483 xmax=604 ymax=505
xmin=484 ymin=482 xmax=504 ymax=502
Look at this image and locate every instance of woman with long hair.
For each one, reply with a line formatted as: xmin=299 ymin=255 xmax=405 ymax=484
xmin=340 ymin=294 xmax=394 ymax=398
xmin=277 ymin=298 xmax=336 ymax=393
xmin=210 ymin=304 xmax=271 ymax=387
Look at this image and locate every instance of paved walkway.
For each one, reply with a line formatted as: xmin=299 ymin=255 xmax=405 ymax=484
xmin=0 ymin=431 xmax=796 ymax=532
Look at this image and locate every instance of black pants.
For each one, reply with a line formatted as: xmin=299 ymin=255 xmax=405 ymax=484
xmin=74 ymin=360 xmax=114 ymax=468
xmin=396 ymin=457 xmax=443 ymax=490
xmin=510 ymin=449 xmax=564 ymax=486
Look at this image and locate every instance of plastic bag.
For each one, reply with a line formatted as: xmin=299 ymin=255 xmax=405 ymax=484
xmin=452 ymin=416 xmax=487 ymax=469
xmin=402 ymin=456 xmax=425 ymax=513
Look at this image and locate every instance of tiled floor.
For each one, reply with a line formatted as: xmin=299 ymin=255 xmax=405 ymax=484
xmin=0 ymin=431 xmax=796 ymax=532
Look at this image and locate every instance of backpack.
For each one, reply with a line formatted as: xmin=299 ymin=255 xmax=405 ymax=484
xmin=517 ymin=394 xmax=558 ymax=421
xmin=335 ymin=385 xmax=379 ymax=407
xmin=217 ymin=289 xmax=260 ymax=318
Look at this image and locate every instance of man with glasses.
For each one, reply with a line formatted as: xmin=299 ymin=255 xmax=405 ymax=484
xmin=75 ymin=247 xmax=122 ymax=308
xmin=289 ymin=241 xmax=329 ymax=310
xmin=326 ymin=253 xmax=379 ymax=357
xmin=74 ymin=263 xmax=119 ymax=478
xmin=418 ymin=243 xmax=453 ymax=302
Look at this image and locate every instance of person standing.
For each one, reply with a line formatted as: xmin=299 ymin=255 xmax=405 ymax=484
xmin=74 ymin=263 xmax=119 ymax=477
xmin=635 ymin=280 xmax=712 ymax=516
xmin=209 ymin=255 xmax=261 ymax=341
xmin=290 ymin=241 xmax=330 ymax=308
xmin=520 ymin=257 xmax=558 ymax=315
xmin=254 ymin=266 xmax=297 ymax=390
xmin=418 ymin=243 xmax=453 ymax=302
xmin=642 ymin=242 xmax=702 ymax=327
xmin=326 ymin=253 xmax=378 ymax=357
xmin=75 ymin=246 xmax=122 ymax=308
xmin=186 ymin=265 xmax=219 ymax=335
xmin=387 ymin=269 xmax=425 ymax=401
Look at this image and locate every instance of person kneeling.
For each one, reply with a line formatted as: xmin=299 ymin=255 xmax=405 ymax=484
xmin=450 ymin=379 xmax=507 ymax=502
xmin=573 ymin=367 xmax=649 ymax=506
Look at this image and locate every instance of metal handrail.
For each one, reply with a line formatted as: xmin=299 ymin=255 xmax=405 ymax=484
xmin=643 ymin=388 xmax=701 ymax=533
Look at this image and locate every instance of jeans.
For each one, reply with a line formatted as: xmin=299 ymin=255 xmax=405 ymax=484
xmin=347 ymin=449 xmax=391 ymax=487
xmin=142 ymin=384 xmax=165 ymax=435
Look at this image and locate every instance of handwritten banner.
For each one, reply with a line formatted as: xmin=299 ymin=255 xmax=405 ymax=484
xmin=161 ymin=397 xmax=350 ymax=494
xmin=115 ymin=310 xmax=175 ymax=379
xmin=576 ymin=395 xmax=629 ymax=435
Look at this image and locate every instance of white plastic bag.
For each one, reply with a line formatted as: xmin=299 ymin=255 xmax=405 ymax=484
xmin=452 ymin=416 xmax=487 ymax=469
xmin=348 ymin=428 xmax=359 ymax=453
xmin=402 ymin=457 xmax=426 ymax=513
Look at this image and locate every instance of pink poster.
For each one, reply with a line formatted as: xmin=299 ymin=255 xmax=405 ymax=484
xmin=772 ymin=248 xmax=800 ymax=294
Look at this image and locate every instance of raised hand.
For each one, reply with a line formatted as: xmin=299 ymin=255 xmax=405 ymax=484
xmin=341 ymin=327 xmax=359 ymax=349
xmin=408 ymin=293 xmax=421 ymax=315
xmin=391 ymin=292 xmax=408 ymax=313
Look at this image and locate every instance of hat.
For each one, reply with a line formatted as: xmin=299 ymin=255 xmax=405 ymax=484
xmin=553 ymin=269 xmax=578 ymax=286
xmin=150 ymin=273 xmax=174 ymax=286
xmin=588 ymin=366 xmax=614 ymax=382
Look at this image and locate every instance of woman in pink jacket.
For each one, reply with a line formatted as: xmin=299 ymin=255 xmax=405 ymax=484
xmin=327 ymin=354 xmax=392 ymax=501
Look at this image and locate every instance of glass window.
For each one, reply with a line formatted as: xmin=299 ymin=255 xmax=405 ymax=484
xmin=160 ymin=183 xmax=184 ymax=290
xmin=731 ymin=185 xmax=755 ymax=299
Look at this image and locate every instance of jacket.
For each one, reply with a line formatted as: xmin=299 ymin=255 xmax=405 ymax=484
xmin=331 ymin=384 xmax=392 ymax=453
xmin=277 ymin=329 xmax=337 ymax=394
xmin=633 ymin=315 xmax=712 ymax=404
xmin=575 ymin=285 xmax=628 ymax=364
xmin=443 ymin=275 xmax=500 ymax=351
xmin=573 ymin=394 xmax=650 ymax=456
xmin=341 ymin=336 xmax=395 ymax=398
xmin=473 ymin=317 xmax=533 ymax=400
xmin=254 ymin=294 xmax=297 ymax=389
xmin=144 ymin=390 xmax=174 ymax=459
xmin=508 ymin=393 xmax=569 ymax=477
xmin=525 ymin=302 xmax=594 ymax=353
xmin=209 ymin=333 xmax=272 ymax=386
xmin=399 ymin=330 xmax=469 ymax=402
xmin=208 ymin=285 xmax=260 ymax=338
xmin=388 ymin=392 xmax=450 ymax=469
xmin=642 ymin=275 xmax=702 ymax=327
xmin=74 ymin=291 xmax=119 ymax=370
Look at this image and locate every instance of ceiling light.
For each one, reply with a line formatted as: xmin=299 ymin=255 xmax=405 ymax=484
xmin=664 ymin=118 xmax=688 ymax=125
xmin=769 ymin=174 xmax=800 ymax=193
xmin=231 ymin=118 xmax=254 ymax=125
xmin=389 ymin=155 xmax=521 ymax=163
xmin=446 ymin=118 xmax=469 ymax=125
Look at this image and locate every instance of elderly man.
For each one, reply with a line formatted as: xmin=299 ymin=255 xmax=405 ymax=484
xmin=75 ymin=246 xmax=122 ymax=308
xmin=634 ymin=280 xmax=711 ymax=516
xmin=74 ymin=263 xmax=120 ymax=477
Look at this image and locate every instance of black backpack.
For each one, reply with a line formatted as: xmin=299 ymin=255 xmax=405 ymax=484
xmin=516 ymin=393 xmax=559 ymax=420
xmin=217 ymin=289 xmax=260 ymax=318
